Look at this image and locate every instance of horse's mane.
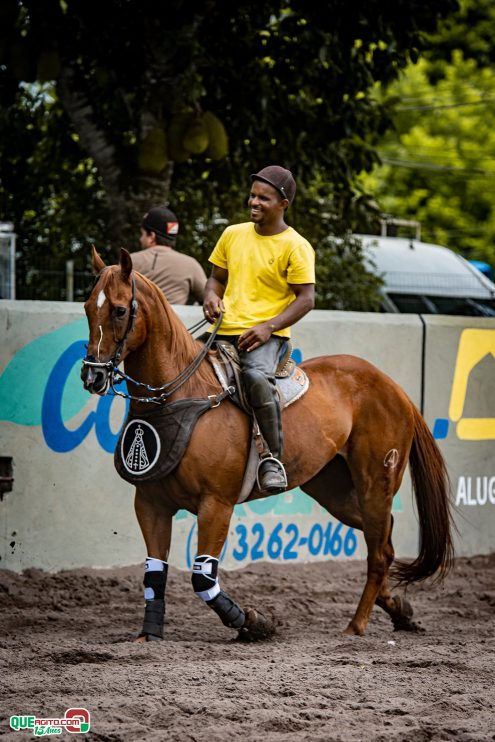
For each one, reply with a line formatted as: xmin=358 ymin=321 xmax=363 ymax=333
xmin=132 ymin=271 xmax=218 ymax=397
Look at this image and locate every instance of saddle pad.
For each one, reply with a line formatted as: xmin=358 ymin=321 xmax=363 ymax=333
xmin=212 ymin=341 xmax=310 ymax=411
xmin=114 ymin=398 xmax=212 ymax=484
xmin=276 ymin=365 xmax=309 ymax=408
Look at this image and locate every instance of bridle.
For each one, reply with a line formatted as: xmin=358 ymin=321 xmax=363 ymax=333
xmin=82 ymin=269 xmax=225 ymax=404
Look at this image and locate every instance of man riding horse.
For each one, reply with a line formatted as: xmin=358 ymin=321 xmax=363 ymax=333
xmin=203 ymin=165 xmax=316 ymax=494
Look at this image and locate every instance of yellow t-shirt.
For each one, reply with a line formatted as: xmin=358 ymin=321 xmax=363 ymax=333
xmin=208 ymin=223 xmax=315 ymax=338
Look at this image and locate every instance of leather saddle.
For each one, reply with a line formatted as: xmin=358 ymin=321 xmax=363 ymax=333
xmin=208 ymin=340 xmax=309 ymax=414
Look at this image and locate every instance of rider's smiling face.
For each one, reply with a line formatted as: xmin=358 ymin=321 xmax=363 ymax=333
xmin=248 ymin=180 xmax=287 ymax=228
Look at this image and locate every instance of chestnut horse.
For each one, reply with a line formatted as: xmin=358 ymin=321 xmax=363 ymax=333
xmin=81 ymin=247 xmax=454 ymax=642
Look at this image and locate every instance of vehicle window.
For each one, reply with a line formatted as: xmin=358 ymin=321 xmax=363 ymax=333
xmin=385 ymin=293 xmax=495 ymax=317
xmin=386 ymin=294 xmax=435 ymax=314
xmin=430 ymin=296 xmax=495 ymax=317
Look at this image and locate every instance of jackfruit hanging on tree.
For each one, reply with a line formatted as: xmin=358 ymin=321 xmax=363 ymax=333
xmin=182 ymin=117 xmax=210 ymax=155
xmin=167 ymin=112 xmax=195 ymax=163
xmin=167 ymin=111 xmax=229 ymax=163
xmin=203 ymin=112 xmax=229 ymax=161
xmin=137 ymin=126 xmax=168 ymax=174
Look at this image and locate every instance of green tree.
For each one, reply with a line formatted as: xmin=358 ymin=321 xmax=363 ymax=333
xmin=360 ymin=0 xmax=495 ymax=264
xmin=0 ymin=0 xmax=458 ymax=305
xmin=427 ymin=0 xmax=495 ymax=69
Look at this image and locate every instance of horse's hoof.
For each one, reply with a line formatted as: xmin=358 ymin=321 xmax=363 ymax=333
xmin=134 ymin=633 xmax=162 ymax=643
xmin=393 ymin=618 xmax=425 ymax=633
xmin=395 ymin=596 xmax=414 ymax=619
xmin=237 ymin=608 xmax=276 ymax=642
xmin=343 ymin=624 xmax=365 ymax=636
xmin=391 ymin=596 xmax=423 ymax=632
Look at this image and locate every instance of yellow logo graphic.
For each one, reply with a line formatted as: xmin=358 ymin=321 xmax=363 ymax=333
xmin=448 ymin=329 xmax=495 ymax=440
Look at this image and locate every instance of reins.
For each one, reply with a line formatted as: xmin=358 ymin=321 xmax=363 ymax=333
xmin=82 ymin=269 xmax=228 ymax=405
xmin=110 ymin=312 xmax=224 ymax=404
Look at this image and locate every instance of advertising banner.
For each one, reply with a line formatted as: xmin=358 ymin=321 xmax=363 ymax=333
xmin=0 ymin=302 xmax=493 ymax=571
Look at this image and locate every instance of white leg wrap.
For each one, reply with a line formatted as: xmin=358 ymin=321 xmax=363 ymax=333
xmin=144 ymin=556 xmax=167 ymax=600
xmin=192 ymin=555 xmax=221 ymax=602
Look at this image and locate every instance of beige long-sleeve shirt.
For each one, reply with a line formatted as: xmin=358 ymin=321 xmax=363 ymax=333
xmin=131 ymin=246 xmax=207 ymax=305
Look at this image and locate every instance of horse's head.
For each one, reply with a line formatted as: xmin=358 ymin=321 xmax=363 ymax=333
xmin=81 ymin=246 xmax=139 ymax=395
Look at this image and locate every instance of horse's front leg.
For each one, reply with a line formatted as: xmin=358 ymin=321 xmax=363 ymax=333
xmin=134 ymin=483 xmax=176 ymax=642
xmin=193 ymin=496 xmax=276 ymax=642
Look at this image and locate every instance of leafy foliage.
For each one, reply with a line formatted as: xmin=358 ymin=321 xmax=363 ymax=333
xmin=0 ymin=0 xmax=458 ymax=305
xmin=360 ymin=0 xmax=495 ymax=265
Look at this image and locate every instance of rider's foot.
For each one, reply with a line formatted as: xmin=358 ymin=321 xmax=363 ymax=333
xmin=258 ymin=459 xmax=287 ymax=494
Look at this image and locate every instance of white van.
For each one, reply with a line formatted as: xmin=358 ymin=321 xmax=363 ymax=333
xmin=358 ymin=234 xmax=495 ymax=317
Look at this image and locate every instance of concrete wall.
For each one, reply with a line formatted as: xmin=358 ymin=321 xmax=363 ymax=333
xmin=0 ymin=300 xmax=494 ymax=573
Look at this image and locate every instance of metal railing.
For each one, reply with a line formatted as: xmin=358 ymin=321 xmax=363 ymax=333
xmin=16 ymin=257 xmax=93 ymax=302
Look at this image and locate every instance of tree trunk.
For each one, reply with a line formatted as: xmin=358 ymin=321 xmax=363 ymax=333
xmin=57 ymin=67 xmax=174 ymax=256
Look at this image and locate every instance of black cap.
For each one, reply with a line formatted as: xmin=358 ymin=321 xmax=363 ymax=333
xmin=142 ymin=206 xmax=179 ymax=245
xmin=250 ymin=165 xmax=296 ymax=206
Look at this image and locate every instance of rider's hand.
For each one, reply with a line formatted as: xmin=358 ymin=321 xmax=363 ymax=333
xmin=203 ymin=294 xmax=225 ymax=323
xmin=237 ymin=322 xmax=274 ymax=352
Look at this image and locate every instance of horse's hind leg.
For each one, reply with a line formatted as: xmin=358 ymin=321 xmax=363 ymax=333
xmin=194 ymin=495 xmax=275 ymax=641
xmin=303 ymin=459 xmax=399 ymax=632
xmin=342 ymin=451 xmax=406 ymax=636
xmin=303 ymin=459 xmax=419 ymax=633
xmin=134 ymin=484 xmax=175 ymax=642
xmin=303 ymin=459 xmax=388 ymax=633
xmin=375 ymin=518 xmax=423 ymax=632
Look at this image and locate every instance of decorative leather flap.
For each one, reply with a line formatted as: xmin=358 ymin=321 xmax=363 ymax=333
xmin=114 ymin=398 xmax=212 ymax=484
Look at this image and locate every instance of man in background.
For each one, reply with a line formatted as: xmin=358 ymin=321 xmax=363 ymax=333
xmin=132 ymin=205 xmax=207 ymax=305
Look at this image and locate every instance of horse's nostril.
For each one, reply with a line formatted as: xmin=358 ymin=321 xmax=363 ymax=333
xmin=93 ymin=369 xmax=109 ymax=394
xmin=80 ymin=363 xmax=108 ymax=394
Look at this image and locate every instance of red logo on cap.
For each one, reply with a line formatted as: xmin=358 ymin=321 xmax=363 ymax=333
xmin=167 ymin=222 xmax=179 ymax=235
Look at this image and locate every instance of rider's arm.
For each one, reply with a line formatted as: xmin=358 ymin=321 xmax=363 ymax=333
xmin=237 ymin=283 xmax=315 ymax=352
xmin=203 ymin=265 xmax=228 ymax=321
xmin=267 ymin=282 xmax=315 ymax=333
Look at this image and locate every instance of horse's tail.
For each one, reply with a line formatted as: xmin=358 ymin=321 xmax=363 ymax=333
xmin=392 ymin=404 xmax=455 ymax=585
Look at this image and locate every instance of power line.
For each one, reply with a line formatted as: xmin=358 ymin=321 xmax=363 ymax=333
xmin=382 ymin=151 xmax=495 ymax=167
xmin=397 ymin=98 xmax=495 ymax=112
xmin=393 ymin=83 xmax=495 ymax=104
xmin=381 ymin=157 xmax=495 ymax=175
xmin=390 ymin=145 xmax=495 ymax=156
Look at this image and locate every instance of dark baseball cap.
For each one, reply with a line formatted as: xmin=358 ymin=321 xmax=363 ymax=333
xmin=142 ymin=206 xmax=179 ymax=244
xmin=250 ymin=165 xmax=296 ymax=206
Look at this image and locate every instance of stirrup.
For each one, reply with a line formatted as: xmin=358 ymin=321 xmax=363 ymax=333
xmin=256 ymin=455 xmax=288 ymax=493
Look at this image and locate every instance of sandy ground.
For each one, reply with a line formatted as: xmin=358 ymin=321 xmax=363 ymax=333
xmin=1 ymin=554 xmax=494 ymax=741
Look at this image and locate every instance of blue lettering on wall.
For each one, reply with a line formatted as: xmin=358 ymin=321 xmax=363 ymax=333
xmin=42 ymin=341 xmax=94 ymax=452
xmin=42 ymin=341 xmax=128 ymax=453
xmin=95 ymin=393 xmax=129 ymax=453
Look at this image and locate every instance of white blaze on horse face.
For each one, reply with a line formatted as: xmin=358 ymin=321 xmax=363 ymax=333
xmin=96 ymin=290 xmax=106 ymax=309
xmin=95 ymin=290 xmax=106 ymax=359
xmin=97 ymin=289 xmax=106 ymax=309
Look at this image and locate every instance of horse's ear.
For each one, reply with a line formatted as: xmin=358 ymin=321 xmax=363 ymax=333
xmin=120 ymin=248 xmax=133 ymax=281
xmin=91 ymin=245 xmax=106 ymax=275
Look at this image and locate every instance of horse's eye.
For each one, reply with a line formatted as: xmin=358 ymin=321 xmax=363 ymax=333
xmin=114 ymin=306 xmax=127 ymax=319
